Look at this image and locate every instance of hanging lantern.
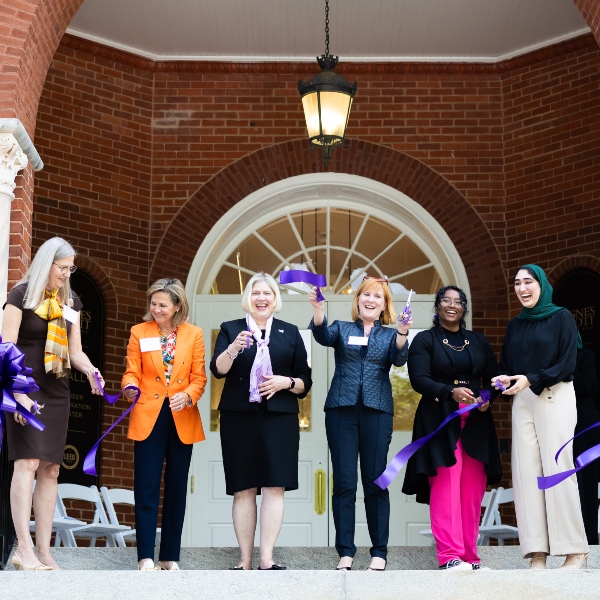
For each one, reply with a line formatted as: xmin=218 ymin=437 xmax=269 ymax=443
xmin=298 ymin=0 xmax=357 ymax=168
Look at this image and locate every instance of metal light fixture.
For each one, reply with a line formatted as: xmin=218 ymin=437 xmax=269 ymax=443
xmin=298 ymin=0 xmax=357 ymax=168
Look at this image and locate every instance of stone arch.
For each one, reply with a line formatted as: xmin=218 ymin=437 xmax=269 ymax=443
xmin=151 ymin=139 xmax=507 ymax=332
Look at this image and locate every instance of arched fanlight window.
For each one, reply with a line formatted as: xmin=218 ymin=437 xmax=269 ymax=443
xmin=210 ymin=206 xmax=443 ymax=295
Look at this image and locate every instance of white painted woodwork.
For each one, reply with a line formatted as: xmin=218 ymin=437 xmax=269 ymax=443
xmin=68 ymin=0 xmax=589 ymax=62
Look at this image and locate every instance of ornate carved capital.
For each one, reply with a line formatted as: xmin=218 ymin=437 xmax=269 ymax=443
xmin=0 ymin=134 xmax=29 ymax=200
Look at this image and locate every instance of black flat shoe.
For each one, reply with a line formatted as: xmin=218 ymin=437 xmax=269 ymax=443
xmin=335 ymin=566 xmax=352 ymax=571
xmin=229 ymin=566 xmax=247 ymax=570
xmin=258 ymin=564 xmax=286 ymax=570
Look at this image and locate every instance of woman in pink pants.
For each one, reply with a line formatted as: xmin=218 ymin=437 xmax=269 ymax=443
xmin=402 ymin=286 xmax=501 ymax=570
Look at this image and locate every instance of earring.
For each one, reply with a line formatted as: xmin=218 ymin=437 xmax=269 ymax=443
xmin=433 ymin=313 xmax=438 ymax=320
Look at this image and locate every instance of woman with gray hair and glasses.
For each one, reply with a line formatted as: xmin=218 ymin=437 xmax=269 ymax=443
xmin=2 ymin=237 xmax=104 ymax=570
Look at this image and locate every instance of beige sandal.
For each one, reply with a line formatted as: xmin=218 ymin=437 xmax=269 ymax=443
xmin=529 ymin=553 xmax=546 ymax=570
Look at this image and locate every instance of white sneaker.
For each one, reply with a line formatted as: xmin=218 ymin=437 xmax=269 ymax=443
xmin=438 ymin=559 xmax=472 ymax=571
xmin=471 ymin=563 xmax=490 ymax=570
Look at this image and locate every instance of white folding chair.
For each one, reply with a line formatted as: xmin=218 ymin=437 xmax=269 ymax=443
xmin=29 ymin=480 xmax=87 ymax=547
xmin=420 ymin=488 xmax=498 ymax=545
xmin=55 ymin=483 xmax=131 ymax=547
xmin=100 ymin=486 xmax=161 ymax=548
xmin=477 ymin=486 xmax=519 ymax=546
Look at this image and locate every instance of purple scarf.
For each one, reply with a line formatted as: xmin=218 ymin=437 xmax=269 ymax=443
xmin=247 ymin=314 xmax=273 ymax=403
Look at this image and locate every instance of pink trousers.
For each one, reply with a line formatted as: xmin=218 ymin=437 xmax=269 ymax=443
xmin=429 ymin=412 xmax=487 ymax=566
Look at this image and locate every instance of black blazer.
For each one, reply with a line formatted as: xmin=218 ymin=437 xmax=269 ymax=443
xmin=402 ymin=326 xmax=502 ymax=504
xmin=210 ymin=317 xmax=312 ymax=413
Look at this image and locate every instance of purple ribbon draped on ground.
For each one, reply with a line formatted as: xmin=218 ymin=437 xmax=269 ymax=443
xmin=0 ymin=336 xmax=43 ymax=448
xmin=537 ymin=420 xmax=600 ymax=490
xmin=83 ymin=373 xmax=140 ymax=476
xmin=279 ymin=270 xmax=326 ymax=301
xmin=374 ymin=390 xmax=490 ymax=490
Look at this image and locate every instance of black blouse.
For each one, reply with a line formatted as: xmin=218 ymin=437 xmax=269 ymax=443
xmin=499 ymin=309 xmax=577 ymax=396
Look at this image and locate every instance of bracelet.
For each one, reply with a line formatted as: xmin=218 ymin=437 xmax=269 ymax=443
xmin=86 ymin=367 xmax=99 ymax=377
xmin=226 ymin=345 xmax=239 ymax=360
xmin=396 ymin=330 xmax=409 ymax=337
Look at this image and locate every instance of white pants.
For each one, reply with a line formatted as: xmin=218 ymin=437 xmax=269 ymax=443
xmin=512 ymin=381 xmax=588 ymax=558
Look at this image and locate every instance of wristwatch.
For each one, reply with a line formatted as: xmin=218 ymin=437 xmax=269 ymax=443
xmin=289 ymin=377 xmax=295 ymax=390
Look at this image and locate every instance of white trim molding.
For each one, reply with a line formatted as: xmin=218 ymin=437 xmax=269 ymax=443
xmin=0 ymin=120 xmax=43 ymax=329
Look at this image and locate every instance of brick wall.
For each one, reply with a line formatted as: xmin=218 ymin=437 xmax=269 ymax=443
xmin=22 ymin=33 xmax=600 ymax=529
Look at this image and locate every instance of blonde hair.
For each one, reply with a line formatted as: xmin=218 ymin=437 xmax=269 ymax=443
xmin=241 ymin=272 xmax=282 ymax=314
xmin=351 ymin=278 xmax=396 ymax=324
xmin=143 ymin=278 xmax=189 ymax=327
xmin=20 ymin=237 xmax=77 ymax=310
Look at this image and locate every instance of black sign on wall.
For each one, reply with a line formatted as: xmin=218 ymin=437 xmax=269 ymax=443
xmin=58 ymin=271 xmax=105 ymax=486
xmin=553 ymin=267 xmax=600 ymax=409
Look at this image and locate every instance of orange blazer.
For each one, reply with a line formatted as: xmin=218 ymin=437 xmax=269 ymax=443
xmin=121 ymin=321 xmax=207 ymax=443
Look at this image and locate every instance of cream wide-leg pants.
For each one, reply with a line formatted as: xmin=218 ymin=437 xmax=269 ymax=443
xmin=512 ymin=381 xmax=589 ymax=558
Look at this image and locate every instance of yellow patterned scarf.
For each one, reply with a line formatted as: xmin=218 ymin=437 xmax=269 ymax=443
xmin=34 ymin=289 xmax=71 ymax=378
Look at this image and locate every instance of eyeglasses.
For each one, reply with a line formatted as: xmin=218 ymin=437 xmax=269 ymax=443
xmin=440 ymin=297 xmax=465 ymax=308
xmin=53 ymin=262 xmax=77 ymax=274
xmin=363 ymin=275 xmax=388 ymax=284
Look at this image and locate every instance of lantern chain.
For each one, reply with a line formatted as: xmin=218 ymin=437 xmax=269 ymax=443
xmin=324 ymin=0 xmax=330 ymax=57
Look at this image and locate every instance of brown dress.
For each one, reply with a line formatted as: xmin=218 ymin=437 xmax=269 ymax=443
xmin=4 ymin=283 xmax=83 ymax=465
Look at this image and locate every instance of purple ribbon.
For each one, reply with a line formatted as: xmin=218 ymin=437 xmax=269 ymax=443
xmin=537 ymin=420 xmax=600 ymax=490
xmin=0 ymin=336 xmax=43 ymax=448
xmin=375 ymin=390 xmax=490 ymax=489
xmin=279 ymin=270 xmax=326 ymax=302
xmin=83 ymin=373 xmax=140 ymax=476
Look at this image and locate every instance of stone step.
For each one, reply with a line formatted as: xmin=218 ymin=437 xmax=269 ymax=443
xmin=1 ymin=564 xmax=599 ymax=600
xmin=3 ymin=545 xmax=600 ymax=571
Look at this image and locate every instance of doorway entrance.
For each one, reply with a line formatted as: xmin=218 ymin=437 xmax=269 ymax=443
xmin=182 ymin=172 xmax=470 ymax=546
xmin=184 ymin=295 xmax=434 ymax=547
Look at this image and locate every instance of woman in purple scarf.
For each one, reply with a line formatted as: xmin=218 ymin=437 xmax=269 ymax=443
xmin=210 ymin=272 xmax=312 ymax=571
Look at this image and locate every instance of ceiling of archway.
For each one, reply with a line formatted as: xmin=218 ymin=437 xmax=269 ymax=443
xmin=68 ymin=0 xmax=589 ymax=62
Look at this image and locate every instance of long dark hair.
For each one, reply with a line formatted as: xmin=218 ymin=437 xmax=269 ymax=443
xmin=432 ymin=285 xmax=469 ymax=329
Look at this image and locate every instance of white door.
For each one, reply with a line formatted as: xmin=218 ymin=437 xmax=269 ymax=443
xmin=183 ymin=295 xmax=432 ymax=547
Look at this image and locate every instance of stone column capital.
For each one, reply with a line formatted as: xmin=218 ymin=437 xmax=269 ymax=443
xmin=0 ymin=133 xmax=29 ymax=200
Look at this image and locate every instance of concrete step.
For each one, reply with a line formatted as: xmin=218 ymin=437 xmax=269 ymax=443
xmin=1 ymin=548 xmax=599 ymax=599
xmin=3 ymin=545 xmax=600 ymax=571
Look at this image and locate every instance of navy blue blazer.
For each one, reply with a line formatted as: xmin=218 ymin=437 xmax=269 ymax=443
xmin=309 ymin=317 xmax=409 ymax=415
xmin=210 ymin=317 xmax=312 ymax=413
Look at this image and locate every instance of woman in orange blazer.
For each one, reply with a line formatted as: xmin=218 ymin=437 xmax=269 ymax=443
xmin=122 ymin=278 xmax=207 ymax=571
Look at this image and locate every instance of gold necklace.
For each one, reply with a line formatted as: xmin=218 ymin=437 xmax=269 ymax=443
xmin=443 ymin=338 xmax=469 ymax=352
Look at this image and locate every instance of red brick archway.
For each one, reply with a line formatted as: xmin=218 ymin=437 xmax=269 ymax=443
xmin=151 ymin=139 xmax=507 ymax=339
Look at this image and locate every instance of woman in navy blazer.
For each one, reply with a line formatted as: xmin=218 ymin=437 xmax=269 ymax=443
xmin=309 ymin=275 xmax=411 ymax=571
xmin=210 ymin=272 xmax=311 ymax=571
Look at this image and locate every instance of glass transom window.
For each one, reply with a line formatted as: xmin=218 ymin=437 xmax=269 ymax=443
xmin=210 ymin=207 xmax=443 ymax=295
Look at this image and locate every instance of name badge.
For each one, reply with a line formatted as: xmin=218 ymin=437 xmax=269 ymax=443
xmin=140 ymin=337 xmax=161 ymax=352
xmin=62 ymin=304 xmax=79 ymax=324
xmin=348 ymin=336 xmax=369 ymax=346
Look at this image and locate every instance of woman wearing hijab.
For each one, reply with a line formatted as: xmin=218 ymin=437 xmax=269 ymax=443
xmin=210 ymin=272 xmax=312 ymax=571
xmin=494 ymin=264 xmax=589 ymax=570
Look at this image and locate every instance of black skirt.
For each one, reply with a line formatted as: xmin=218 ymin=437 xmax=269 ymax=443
xmin=220 ymin=403 xmax=299 ymax=496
